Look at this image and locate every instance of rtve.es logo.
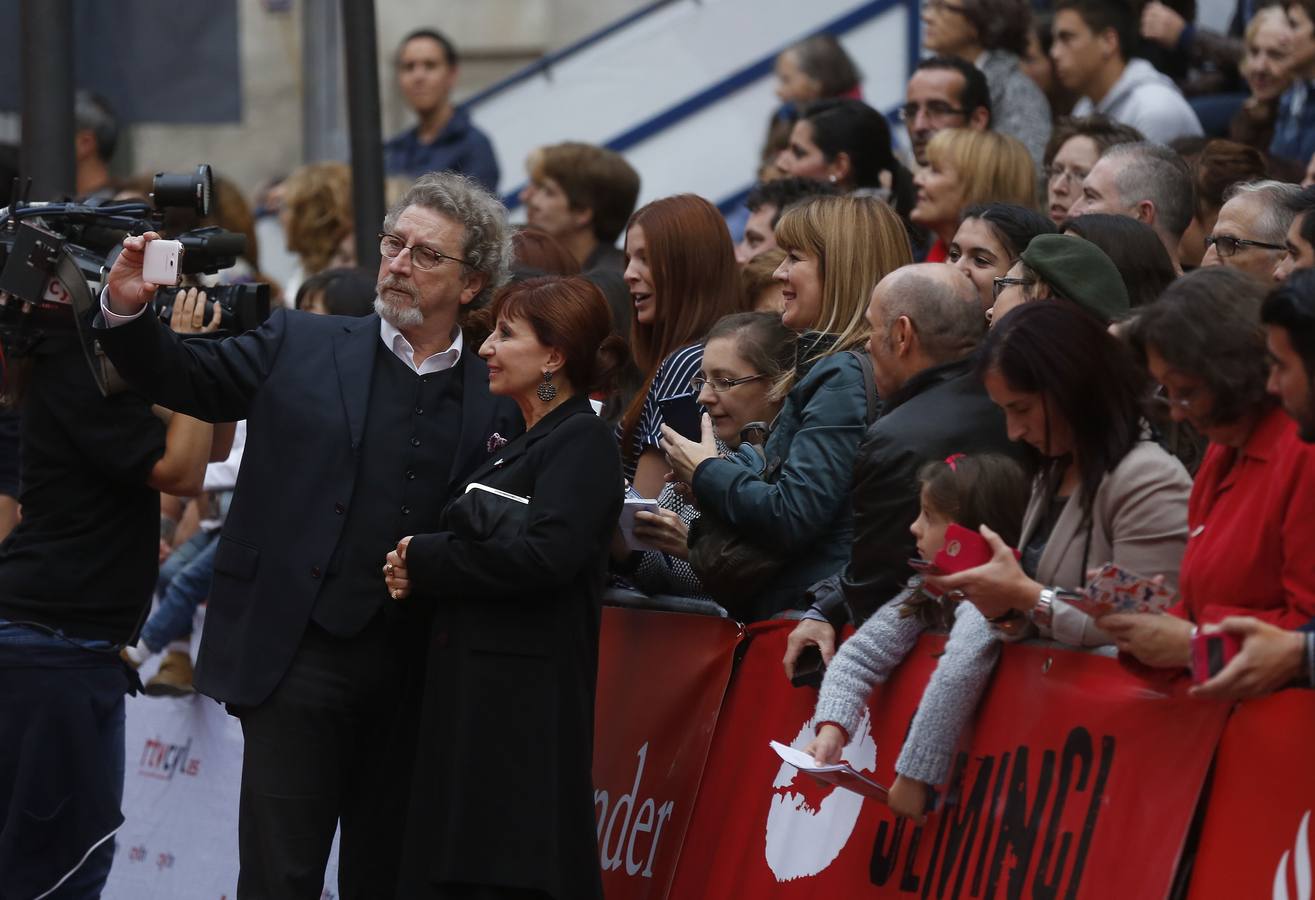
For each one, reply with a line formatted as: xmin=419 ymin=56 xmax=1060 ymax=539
xmin=137 ymin=735 xmax=201 ymax=780
xmin=764 ymin=711 xmax=878 ymax=882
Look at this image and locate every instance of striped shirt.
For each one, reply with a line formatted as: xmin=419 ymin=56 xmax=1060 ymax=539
xmin=619 ymin=343 xmax=704 ymax=483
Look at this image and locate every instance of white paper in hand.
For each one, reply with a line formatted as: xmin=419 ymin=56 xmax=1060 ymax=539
xmin=619 ymin=498 xmax=661 ymax=552
xmin=769 ymin=740 xmax=889 ymax=801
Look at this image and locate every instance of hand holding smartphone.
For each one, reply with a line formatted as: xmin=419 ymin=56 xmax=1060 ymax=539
xmin=142 ymin=239 xmax=183 ymax=286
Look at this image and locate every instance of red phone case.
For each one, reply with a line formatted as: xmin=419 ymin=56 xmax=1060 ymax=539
xmin=1190 ymin=631 xmax=1243 ymax=685
xmin=931 ymin=523 xmax=994 ymax=575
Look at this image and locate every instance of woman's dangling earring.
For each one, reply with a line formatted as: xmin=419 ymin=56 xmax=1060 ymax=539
xmin=537 ymin=370 xmax=558 ymax=402
xmin=827 ymin=173 xmax=837 ymax=184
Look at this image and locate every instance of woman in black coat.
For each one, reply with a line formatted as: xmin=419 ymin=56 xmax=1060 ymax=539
xmin=384 ymin=276 xmax=625 ymax=900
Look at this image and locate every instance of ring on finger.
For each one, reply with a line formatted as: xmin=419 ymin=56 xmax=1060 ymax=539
xmin=385 ymin=563 xmax=394 ymax=575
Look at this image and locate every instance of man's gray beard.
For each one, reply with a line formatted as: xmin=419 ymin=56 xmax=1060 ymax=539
xmin=374 ymin=294 xmax=424 ymax=328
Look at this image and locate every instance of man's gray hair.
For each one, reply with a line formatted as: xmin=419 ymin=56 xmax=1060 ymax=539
xmin=881 ymin=269 xmax=984 ymax=362
xmin=1102 ymin=141 xmax=1195 ymax=240
xmin=1223 ymin=179 xmax=1304 ymax=245
xmin=383 ymin=172 xmax=511 ymax=306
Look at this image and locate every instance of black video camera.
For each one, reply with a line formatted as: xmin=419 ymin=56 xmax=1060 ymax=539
xmin=0 ymin=165 xmax=271 ymax=395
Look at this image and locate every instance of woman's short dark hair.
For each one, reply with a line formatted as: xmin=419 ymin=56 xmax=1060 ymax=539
xmin=1128 ymin=267 xmax=1273 ymax=427
xmin=798 ymin=98 xmax=898 ymax=189
xmin=980 ymin=301 xmax=1146 ymax=512
xmin=704 ymin=312 xmax=797 ymax=386
xmin=1191 ymin=139 xmax=1268 ymax=221
xmin=490 ymin=276 xmax=629 ymax=394
xmin=1063 ymin=213 xmax=1177 ymax=308
xmin=787 ymin=34 xmax=862 ymax=97
xmin=918 ymin=453 xmax=1031 ymax=548
xmin=960 ymin=0 xmax=1033 ymax=56
xmin=960 ymin=202 xmax=1058 ymax=260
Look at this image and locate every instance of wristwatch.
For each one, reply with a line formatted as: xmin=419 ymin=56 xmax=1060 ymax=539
xmin=1030 ymin=588 xmax=1056 ymax=628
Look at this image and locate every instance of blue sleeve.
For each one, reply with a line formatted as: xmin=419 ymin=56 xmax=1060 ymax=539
xmin=462 ymin=128 xmax=501 ymax=194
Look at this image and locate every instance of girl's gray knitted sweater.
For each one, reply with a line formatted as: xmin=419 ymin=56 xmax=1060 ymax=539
xmin=812 ymin=585 xmax=1000 ymax=784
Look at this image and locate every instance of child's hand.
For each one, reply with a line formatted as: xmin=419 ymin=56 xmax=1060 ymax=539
xmin=888 ymin=775 xmax=929 ymax=823
xmin=804 ymin=723 xmax=846 ymax=765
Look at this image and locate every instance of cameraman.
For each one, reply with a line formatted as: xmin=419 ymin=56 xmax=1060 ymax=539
xmin=0 ymin=287 xmax=230 ymax=897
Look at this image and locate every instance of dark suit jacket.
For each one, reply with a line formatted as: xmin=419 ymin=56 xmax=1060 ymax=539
xmin=93 ymin=309 xmax=521 ymax=706
xmin=810 ymin=355 xmax=1027 ymax=628
xmin=399 ymin=395 xmax=621 ymax=899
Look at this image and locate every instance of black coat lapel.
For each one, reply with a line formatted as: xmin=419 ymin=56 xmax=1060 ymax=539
xmin=460 ymin=395 xmax=592 ymax=487
xmin=333 ymin=315 xmax=381 ymax=452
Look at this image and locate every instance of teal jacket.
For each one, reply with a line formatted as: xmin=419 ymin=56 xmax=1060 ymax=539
xmin=691 ymin=343 xmax=869 ymax=621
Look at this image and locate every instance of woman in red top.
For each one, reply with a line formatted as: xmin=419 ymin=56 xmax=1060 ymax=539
xmin=1103 ymin=268 xmax=1315 ymax=668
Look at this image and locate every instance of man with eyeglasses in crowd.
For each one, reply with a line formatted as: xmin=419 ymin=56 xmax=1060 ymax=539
xmin=900 ymin=55 xmax=992 ymax=167
xmin=1202 ymin=180 xmax=1303 ymax=281
xmin=95 ymin=172 xmax=520 ymax=898
xmin=1276 ymin=186 xmax=1315 ymax=281
xmin=1193 ymin=270 xmax=1315 ymax=700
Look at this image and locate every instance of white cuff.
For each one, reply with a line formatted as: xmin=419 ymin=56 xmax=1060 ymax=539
xmin=99 ymin=286 xmax=149 ymax=327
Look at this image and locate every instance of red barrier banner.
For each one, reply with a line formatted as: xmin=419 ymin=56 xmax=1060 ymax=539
xmin=670 ymin=620 xmax=1230 ymax=899
xmin=1188 ymin=689 xmax=1315 ymax=900
xmin=592 ymin=607 xmax=743 ymax=900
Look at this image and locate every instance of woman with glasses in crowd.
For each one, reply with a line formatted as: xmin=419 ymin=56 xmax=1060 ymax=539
xmin=926 ymin=301 xmax=1192 ymax=647
xmin=947 ymin=202 xmax=1057 ymax=314
xmin=661 ymin=196 xmax=911 ymax=621
xmin=911 ymin=128 xmax=1038 ymax=263
xmin=1042 ymin=115 xmax=1144 ymax=226
xmin=1102 ymin=269 xmax=1315 ymax=670
xmin=613 ymin=313 xmax=795 ymax=604
xmin=618 ymin=194 xmax=742 ymax=499
xmin=920 ymin=0 xmax=1052 ymax=163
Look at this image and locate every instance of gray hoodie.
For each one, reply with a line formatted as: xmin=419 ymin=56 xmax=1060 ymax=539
xmin=1071 ymin=57 xmax=1204 ymax=144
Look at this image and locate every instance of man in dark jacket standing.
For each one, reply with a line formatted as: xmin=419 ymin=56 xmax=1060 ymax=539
xmin=96 ymin=173 xmax=521 ymax=898
xmin=784 ymin=263 xmax=1023 ymax=677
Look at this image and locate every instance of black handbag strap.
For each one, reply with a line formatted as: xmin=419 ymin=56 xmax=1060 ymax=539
xmin=848 ymin=349 xmax=879 ymax=427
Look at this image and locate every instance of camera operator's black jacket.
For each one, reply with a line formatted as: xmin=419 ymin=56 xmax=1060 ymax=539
xmin=807 ymin=354 xmax=1027 ymax=629
xmin=94 ymin=308 xmax=521 ymax=707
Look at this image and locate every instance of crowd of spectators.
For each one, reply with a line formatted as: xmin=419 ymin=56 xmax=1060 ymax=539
xmin=7 ymin=2 xmax=1315 ymax=894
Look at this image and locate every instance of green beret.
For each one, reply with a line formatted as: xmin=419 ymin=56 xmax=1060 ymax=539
xmin=1019 ymin=233 xmax=1131 ymax=325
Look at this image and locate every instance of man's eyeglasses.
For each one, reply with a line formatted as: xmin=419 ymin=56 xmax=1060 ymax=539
xmin=1204 ymin=234 xmax=1286 ymax=259
xmin=1045 ymin=165 xmax=1089 ymax=188
xmin=992 ymin=276 xmax=1034 ymax=300
xmin=379 ymin=232 xmax=470 ymax=270
xmin=897 ymin=101 xmax=969 ymax=123
xmin=1152 ymin=383 xmax=1199 ymax=411
xmin=690 ymin=374 xmax=766 ymax=393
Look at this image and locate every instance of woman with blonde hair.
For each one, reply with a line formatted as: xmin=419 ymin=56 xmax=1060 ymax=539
xmin=663 ymin=195 xmax=912 ymax=620
xmin=912 ymin=128 xmax=1038 ymax=261
xmin=281 ymin=161 xmax=354 ymax=300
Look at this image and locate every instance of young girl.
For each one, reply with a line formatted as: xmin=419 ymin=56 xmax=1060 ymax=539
xmin=804 ymin=453 xmax=1029 ymax=820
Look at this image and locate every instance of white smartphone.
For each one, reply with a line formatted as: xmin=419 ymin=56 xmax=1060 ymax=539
xmin=142 ymin=239 xmax=183 ymax=286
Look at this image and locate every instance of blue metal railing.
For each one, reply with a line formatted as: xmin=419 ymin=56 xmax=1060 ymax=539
xmin=464 ymin=0 xmax=921 ymax=211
